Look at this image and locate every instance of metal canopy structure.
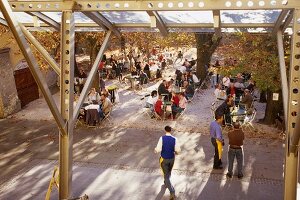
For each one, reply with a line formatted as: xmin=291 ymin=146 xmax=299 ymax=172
xmin=0 ymin=0 xmax=300 ymax=200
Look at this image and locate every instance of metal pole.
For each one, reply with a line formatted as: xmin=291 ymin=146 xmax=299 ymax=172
xmin=288 ymin=9 xmax=300 ymax=154
xmin=72 ymin=30 xmax=112 ymax=124
xmin=276 ymin=30 xmax=288 ymax=130
xmin=0 ymin=0 xmax=66 ymax=135
xmin=59 ymin=11 xmax=74 ymax=200
xmin=19 ymin=23 xmax=60 ymax=75
xmin=284 ymin=9 xmax=300 ymax=200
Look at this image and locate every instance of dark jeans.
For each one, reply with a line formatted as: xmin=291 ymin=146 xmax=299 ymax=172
xmin=160 ymin=157 xmax=175 ymax=194
xmin=211 ymin=138 xmax=222 ymax=168
xmin=227 ymin=147 xmax=243 ymax=176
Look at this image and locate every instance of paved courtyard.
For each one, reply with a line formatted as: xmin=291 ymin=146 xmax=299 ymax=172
xmin=0 ymin=65 xmax=286 ymax=200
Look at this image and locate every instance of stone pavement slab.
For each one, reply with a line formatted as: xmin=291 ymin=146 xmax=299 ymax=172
xmin=0 ymin=159 xmax=282 ymax=200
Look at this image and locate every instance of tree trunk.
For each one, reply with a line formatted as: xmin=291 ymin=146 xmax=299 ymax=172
xmin=259 ymin=90 xmax=267 ymax=103
xmin=263 ymin=89 xmax=283 ymax=125
xmin=195 ymin=33 xmax=222 ymax=82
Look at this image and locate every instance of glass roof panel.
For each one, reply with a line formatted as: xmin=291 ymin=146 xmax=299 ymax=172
xmin=42 ymin=12 xmax=61 ymax=22
xmin=169 ymin=28 xmax=214 ymax=33
xmin=101 ymin=11 xmax=150 ymax=23
xmin=158 ymin=11 xmax=213 ymax=23
xmin=221 ymin=28 xmax=271 ymax=33
xmin=0 ymin=12 xmax=40 ymax=23
xmin=221 ymin=10 xmax=281 ymax=23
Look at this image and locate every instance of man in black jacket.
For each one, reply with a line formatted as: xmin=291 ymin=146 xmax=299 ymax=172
xmin=158 ymin=80 xmax=171 ymax=101
xmin=215 ymin=96 xmax=234 ymax=124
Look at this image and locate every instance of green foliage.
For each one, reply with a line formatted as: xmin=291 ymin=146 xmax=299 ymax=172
xmin=218 ymin=33 xmax=281 ymax=92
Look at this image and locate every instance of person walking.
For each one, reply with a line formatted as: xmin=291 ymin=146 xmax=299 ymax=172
xmin=210 ymin=115 xmax=224 ymax=169
xmin=226 ymin=122 xmax=245 ymax=179
xmin=155 ymin=126 xmax=181 ymax=200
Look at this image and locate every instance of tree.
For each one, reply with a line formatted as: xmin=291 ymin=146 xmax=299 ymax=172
xmin=195 ymin=33 xmax=222 ymax=81
xmin=217 ymin=33 xmax=284 ymax=124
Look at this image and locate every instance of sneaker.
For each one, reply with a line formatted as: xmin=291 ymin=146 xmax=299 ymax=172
xmin=226 ymin=173 xmax=232 ymax=178
xmin=238 ymin=174 xmax=243 ymax=179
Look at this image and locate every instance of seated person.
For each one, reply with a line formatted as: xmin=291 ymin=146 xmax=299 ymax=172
xmin=158 ymin=80 xmax=171 ymax=100
xmin=175 ymin=70 xmax=183 ymax=86
xmin=139 ymin=70 xmax=149 ymax=85
xmin=87 ymin=88 xmax=100 ymax=103
xmin=101 ymin=88 xmax=111 ymax=101
xmin=171 ymin=92 xmax=180 ymax=119
xmin=226 ymin=83 xmax=236 ymax=97
xmin=191 ymin=72 xmax=200 ymax=87
xmin=99 ymin=93 xmax=113 ymax=120
xmin=131 ymin=69 xmax=138 ymax=76
xmin=246 ymin=79 xmax=255 ymax=93
xmin=215 ymin=95 xmax=234 ymax=124
xmin=222 ymin=75 xmax=230 ymax=89
xmin=214 ymin=84 xmax=226 ymax=100
xmin=178 ymin=92 xmax=188 ymax=113
xmin=166 ymin=79 xmax=174 ymax=92
xmin=85 ymin=100 xmax=100 ymax=126
xmin=154 ymin=95 xmax=163 ymax=116
xmin=183 ymin=80 xmax=194 ymax=99
xmin=236 ymin=73 xmax=244 ymax=83
xmin=143 ymin=62 xmax=151 ymax=79
xmin=240 ymin=89 xmax=254 ymax=111
xmin=156 ymin=68 xmax=162 ymax=79
xmin=146 ymin=90 xmax=158 ymax=111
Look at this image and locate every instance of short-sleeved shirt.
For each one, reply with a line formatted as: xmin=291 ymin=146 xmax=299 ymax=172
xmin=210 ymin=120 xmax=223 ymax=140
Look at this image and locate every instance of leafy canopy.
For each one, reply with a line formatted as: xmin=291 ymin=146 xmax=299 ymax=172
xmin=217 ymin=33 xmax=281 ymax=92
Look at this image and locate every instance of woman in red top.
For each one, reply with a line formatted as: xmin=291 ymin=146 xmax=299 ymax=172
xmin=154 ymin=95 xmax=163 ymax=116
xmin=171 ymin=92 xmax=180 ymax=119
xmin=227 ymin=83 xmax=236 ymax=96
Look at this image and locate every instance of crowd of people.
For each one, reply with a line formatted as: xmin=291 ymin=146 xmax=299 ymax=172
xmin=145 ymin=74 xmax=200 ymax=120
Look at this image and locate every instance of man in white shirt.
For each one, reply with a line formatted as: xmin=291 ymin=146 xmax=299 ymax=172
xmin=222 ymin=76 xmax=230 ymax=88
xmin=192 ymin=72 xmax=200 ymax=84
xmin=214 ymin=84 xmax=226 ymax=100
xmin=155 ymin=126 xmax=181 ymax=200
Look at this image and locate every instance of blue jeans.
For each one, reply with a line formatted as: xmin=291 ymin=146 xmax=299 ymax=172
xmin=98 ymin=109 xmax=104 ymax=119
xmin=227 ymin=147 xmax=243 ymax=176
xmin=160 ymin=157 xmax=175 ymax=194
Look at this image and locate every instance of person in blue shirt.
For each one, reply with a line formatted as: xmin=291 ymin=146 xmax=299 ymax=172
xmin=210 ymin=115 xmax=224 ymax=169
xmin=155 ymin=126 xmax=181 ymax=200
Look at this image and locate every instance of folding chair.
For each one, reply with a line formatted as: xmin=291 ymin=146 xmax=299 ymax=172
xmin=241 ymin=109 xmax=257 ymax=132
xmin=154 ymin=111 xmax=163 ymax=121
xmin=75 ymin=116 xmax=85 ymax=128
xmin=142 ymin=107 xmax=153 ymax=118
xmin=102 ymin=109 xmax=113 ymax=122
xmin=176 ymin=108 xmax=185 ymax=119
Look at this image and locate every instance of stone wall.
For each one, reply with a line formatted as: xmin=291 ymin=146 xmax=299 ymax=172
xmin=0 ymin=48 xmax=21 ymax=118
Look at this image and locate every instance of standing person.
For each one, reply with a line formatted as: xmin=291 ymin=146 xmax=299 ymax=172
xmin=174 ymin=51 xmax=183 ymax=64
xmin=210 ymin=115 xmax=224 ymax=169
xmin=155 ymin=126 xmax=181 ymax=200
xmin=226 ymin=122 xmax=245 ymax=179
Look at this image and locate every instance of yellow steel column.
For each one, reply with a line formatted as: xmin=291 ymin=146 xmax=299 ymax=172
xmin=59 ymin=11 xmax=75 ymax=199
xmin=284 ymin=9 xmax=300 ymax=200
